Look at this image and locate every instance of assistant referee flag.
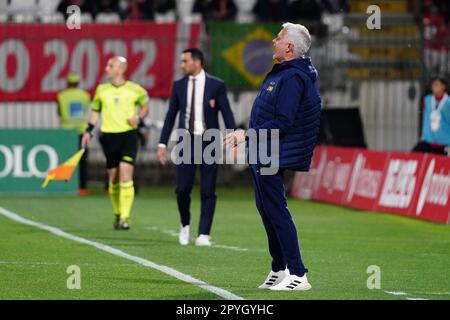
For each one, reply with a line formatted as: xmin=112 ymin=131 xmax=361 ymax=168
xmin=41 ymin=149 xmax=85 ymax=188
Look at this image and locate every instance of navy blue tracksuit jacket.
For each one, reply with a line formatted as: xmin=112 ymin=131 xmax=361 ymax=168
xmin=248 ymin=57 xmax=321 ymax=276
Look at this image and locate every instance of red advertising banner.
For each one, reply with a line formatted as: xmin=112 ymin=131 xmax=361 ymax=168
xmin=290 ymin=146 xmax=324 ymax=200
xmin=0 ymin=22 xmax=201 ymax=101
xmin=344 ymin=150 xmax=389 ymax=211
xmin=291 ymin=146 xmax=450 ymax=224
xmin=312 ymin=146 xmax=358 ymax=205
xmin=375 ymin=152 xmax=427 ymax=216
xmin=409 ymin=153 xmax=450 ymax=223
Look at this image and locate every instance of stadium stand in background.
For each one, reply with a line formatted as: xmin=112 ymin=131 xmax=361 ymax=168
xmin=423 ymin=0 xmax=450 ymax=76
xmin=0 ymin=0 xmax=448 ymax=184
xmin=0 ymin=1 xmax=350 ymax=23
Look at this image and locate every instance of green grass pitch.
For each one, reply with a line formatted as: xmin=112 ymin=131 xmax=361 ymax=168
xmin=1 ymin=186 xmax=449 ymax=300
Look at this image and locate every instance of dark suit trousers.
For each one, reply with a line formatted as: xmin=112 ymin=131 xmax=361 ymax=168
xmin=175 ymin=136 xmax=218 ymax=235
xmin=249 ymin=164 xmax=308 ymax=277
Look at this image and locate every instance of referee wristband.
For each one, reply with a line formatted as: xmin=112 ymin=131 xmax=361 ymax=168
xmin=137 ymin=116 xmax=145 ymax=127
xmin=85 ymin=123 xmax=95 ymax=137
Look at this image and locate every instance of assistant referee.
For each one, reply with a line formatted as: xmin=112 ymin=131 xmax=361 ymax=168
xmin=81 ymin=56 xmax=150 ymax=230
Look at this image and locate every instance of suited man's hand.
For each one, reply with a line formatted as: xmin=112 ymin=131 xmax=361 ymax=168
xmin=157 ymin=147 xmax=167 ymax=166
xmin=224 ymin=129 xmax=246 ymax=149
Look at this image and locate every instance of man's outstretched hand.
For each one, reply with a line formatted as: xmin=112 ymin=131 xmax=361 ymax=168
xmin=157 ymin=146 xmax=167 ymax=166
xmin=224 ymin=129 xmax=246 ymax=149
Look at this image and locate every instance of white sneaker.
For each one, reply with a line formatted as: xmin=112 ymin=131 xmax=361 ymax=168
xmin=195 ymin=234 xmax=211 ymax=246
xmin=258 ymin=269 xmax=289 ymax=289
xmin=179 ymin=225 xmax=190 ymax=245
xmin=269 ymin=274 xmax=312 ymax=291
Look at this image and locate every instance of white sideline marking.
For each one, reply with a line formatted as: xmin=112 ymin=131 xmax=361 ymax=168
xmin=0 ymin=260 xmax=136 ymax=267
xmin=145 ymin=226 xmax=249 ymax=252
xmin=411 ymin=291 xmax=450 ymax=295
xmin=384 ymin=291 xmax=408 ymax=296
xmin=146 ymin=226 xmax=179 ymax=237
xmin=384 ymin=291 xmax=429 ymax=300
xmin=0 ymin=261 xmax=61 ymax=266
xmin=0 ymin=207 xmax=243 ymax=300
xmin=214 ymin=245 xmax=248 ymax=252
xmin=385 ymin=289 xmax=450 ymax=298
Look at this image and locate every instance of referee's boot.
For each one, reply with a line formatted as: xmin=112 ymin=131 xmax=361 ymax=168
xmin=118 ymin=218 xmax=130 ymax=230
xmin=113 ymin=214 xmax=121 ymax=230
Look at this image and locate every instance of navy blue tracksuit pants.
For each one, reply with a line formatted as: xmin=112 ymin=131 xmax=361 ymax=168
xmin=175 ymin=136 xmax=218 ymax=236
xmin=249 ymin=164 xmax=308 ymax=277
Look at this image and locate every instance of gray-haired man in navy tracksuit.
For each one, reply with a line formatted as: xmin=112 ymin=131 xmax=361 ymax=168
xmin=225 ymin=23 xmax=321 ymax=291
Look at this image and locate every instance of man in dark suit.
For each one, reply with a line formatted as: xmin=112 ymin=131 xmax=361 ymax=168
xmin=157 ymin=48 xmax=236 ymax=246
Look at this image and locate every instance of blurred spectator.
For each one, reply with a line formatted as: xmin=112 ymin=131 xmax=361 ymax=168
xmin=57 ymin=0 xmax=96 ymax=19
xmin=413 ymin=76 xmax=450 ymax=155
xmin=252 ymin=0 xmax=288 ymax=22
xmin=193 ymin=0 xmax=210 ymax=20
xmin=127 ymin=0 xmax=155 ymax=20
xmin=209 ymin=0 xmax=237 ymax=21
xmin=427 ymin=0 xmax=450 ymax=23
xmin=126 ymin=0 xmax=176 ymax=21
xmin=56 ymin=73 xmax=91 ymax=195
xmin=193 ymin=0 xmax=237 ymax=21
xmin=288 ymin=0 xmax=323 ymax=21
xmin=95 ymin=0 xmax=125 ymax=19
xmin=423 ymin=0 xmax=449 ymax=75
xmin=321 ymin=0 xmax=348 ymax=13
xmin=155 ymin=0 xmax=176 ymax=14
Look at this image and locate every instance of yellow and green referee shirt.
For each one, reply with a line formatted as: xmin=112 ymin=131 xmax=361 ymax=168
xmin=91 ymin=81 xmax=149 ymax=133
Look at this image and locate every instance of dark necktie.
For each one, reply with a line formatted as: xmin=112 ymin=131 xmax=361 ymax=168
xmin=189 ymin=78 xmax=196 ymax=134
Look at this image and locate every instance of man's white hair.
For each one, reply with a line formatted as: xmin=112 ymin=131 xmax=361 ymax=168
xmin=282 ymin=22 xmax=311 ymax=57
xmin=116 ymin=56 xmax=127 ymax=64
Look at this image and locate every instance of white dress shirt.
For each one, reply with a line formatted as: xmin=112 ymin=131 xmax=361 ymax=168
xmin=186 ymin=69 xmax=206 ymax=135
xmin=159 ymin=69 xmax=206 ymax=148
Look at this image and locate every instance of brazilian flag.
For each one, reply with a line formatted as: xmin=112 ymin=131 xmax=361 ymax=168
xmin=209 ymin=22 xmax=281 ymax=89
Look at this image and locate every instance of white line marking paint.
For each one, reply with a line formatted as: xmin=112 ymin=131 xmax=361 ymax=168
xmin=146 ymin=226 xmax=179 ymax=238
xmin=0 ymin=261 xmax=136 ymax=267
xmin=213 ymin=245 xmax=248 ymax=252
xmin=409 ymin=291 xmax=450 ymax=295
xmin=0 ymin=261 xmax=57 ymax=264
xmin=0 ymin=207 xmax=243 ymax=300
xmin=384 ymin=289 xmax=450 ymax=297
xmin=384 ymin=291 xmax=429 ymax=300
xmin=384 ymin=291 xmax=408 ymax=296
xmin=144 ymin=226 xmax=249 ymax=252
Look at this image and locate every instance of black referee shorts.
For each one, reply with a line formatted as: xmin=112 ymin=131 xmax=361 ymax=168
xmin=99 ymin=130 xmax=139 ymax=169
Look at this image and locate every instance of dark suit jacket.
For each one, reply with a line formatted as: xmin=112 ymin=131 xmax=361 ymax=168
xmin=159 ymin=72 xmax=236 ymax=145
